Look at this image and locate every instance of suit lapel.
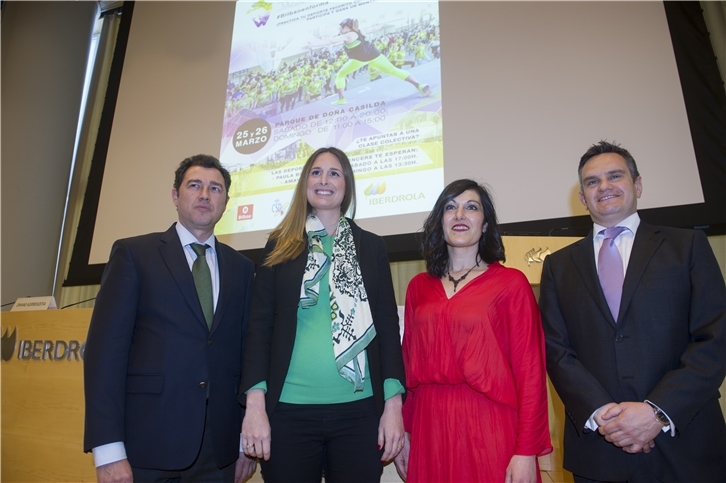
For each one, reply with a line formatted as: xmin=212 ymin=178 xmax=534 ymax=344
xmin=570 ymin=231 xmax=618 ymax=326
xmin=619 ymin=223 xmax=663 ymax=323
xmin=159 ymin=224 xmax=209 ymax=330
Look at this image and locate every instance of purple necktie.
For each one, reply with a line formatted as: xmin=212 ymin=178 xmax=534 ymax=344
xmin=598 ymin=226 xmax=627 ymax=320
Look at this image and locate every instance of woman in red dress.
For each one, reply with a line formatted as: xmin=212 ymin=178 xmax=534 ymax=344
xmin=394 ymin=179 xmax=552 ymax=482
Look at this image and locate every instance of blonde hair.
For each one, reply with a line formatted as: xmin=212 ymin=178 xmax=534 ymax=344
xmin=264 ymin=147 xmax=357 ymax=267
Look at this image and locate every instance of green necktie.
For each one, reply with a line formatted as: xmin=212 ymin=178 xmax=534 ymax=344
xmin=191 ymin=243 xmax=213 ymax=329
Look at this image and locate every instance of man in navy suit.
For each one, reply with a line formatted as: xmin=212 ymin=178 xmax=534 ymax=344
xmin=84 ymin=155 xmax=256 ymax=482
xmin=540 ymin=141 xmax=726 ymax=482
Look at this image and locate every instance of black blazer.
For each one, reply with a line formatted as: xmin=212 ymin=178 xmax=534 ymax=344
xmin=240 ymin=219 xmax=405 ymax=417
xmin=84 ymin=224 xmax=255 ymax=470
xmin=539 ymin=222 xmax=726 ymax=482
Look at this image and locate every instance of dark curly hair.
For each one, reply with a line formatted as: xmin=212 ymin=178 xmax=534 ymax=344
xmin=421 ymin=179 xmax=505 ymax=278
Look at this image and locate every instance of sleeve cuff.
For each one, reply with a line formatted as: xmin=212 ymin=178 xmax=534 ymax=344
xmin=92 ymin=442 xmax=127 ymax=467
xmin=383 ymin=378 xmax=405 ymax=400
xmin=584 ymin=409 xmax=600 ymax=432
xmin=246 ymin=381 xmax=267 ymax=393
xmin=644 ymin=399 xmax=676 ymax=436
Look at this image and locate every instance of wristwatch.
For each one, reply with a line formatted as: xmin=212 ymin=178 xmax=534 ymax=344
xmin=646 ymin=401 xmax=669 ymax=426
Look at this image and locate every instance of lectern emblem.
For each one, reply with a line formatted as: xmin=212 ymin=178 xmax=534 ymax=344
xmin=1 ymin=327 xmax=17 ymax=361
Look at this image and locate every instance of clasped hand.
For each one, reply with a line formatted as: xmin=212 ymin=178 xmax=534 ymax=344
xmin=595 ymin=402 xmax=661 ymax=454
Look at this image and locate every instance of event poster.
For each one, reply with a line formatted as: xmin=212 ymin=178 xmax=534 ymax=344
xmin=217 ymin=0 xmax=443 ymax=235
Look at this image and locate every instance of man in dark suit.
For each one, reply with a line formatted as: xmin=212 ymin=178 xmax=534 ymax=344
xmin=84 ymin=155 xmax=256 ymax=483
xmin=539 ymin=141 xmax=726 ymax=482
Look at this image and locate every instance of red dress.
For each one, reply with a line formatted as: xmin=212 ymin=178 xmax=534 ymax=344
xmin=402 ymin=262 xmax=552 ymax=482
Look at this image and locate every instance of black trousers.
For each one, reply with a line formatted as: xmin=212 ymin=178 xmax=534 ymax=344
xmin=260 ymin=397 xmax=384 ymax=483
xmin=574 ymin=465 xmax=662 ymax=483
xmin=131 ymin=403 xmax=236 ymax=483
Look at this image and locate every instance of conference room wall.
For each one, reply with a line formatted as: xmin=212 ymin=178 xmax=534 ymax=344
xmin=1 ymin=1 xmax=98 ymax=308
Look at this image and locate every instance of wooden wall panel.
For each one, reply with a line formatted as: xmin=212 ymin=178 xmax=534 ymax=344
xmin=501 ymin=236 xmax=580 ymax=284
xmin=1 ymin=309 xmax=95 ymax=483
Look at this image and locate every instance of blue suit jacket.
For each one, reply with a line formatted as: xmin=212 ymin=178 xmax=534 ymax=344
xmin=540 ymin=222 xmax=726 ymax=482
xmin=84 ymin=224 xmax=254 ymax=470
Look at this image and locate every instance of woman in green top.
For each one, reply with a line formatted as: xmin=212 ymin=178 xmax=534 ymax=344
xmin=241 ymin=147 xmax=406 ymax=482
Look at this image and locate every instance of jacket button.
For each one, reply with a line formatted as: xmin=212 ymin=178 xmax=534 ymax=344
xmin=615 ymin=335 xmax=624 ymax=342
xmin=208 ymin=339 xmax=212 ymax=345
xmin=199 ymin=382 xmax=206 ymax=388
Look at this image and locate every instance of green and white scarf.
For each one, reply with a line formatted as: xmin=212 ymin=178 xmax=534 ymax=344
xmin=300 ymin=215 xmax=376 ymax=391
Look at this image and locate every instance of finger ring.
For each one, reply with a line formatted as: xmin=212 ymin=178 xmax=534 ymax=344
xmin=398 ymin=442 xmax=404 ymax=449
xmin=246 ymin=443 xmax=254 ymax=448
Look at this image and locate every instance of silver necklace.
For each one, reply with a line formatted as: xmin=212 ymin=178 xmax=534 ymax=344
xmin=447 ymin=258 xmax=480 ymax=292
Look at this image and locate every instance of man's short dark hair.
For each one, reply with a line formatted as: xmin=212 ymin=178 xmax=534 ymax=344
xmin=578 ymin=141 xmax=640 ymax=190
xmin=174 ymin=154 xmax=232 ymax=194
